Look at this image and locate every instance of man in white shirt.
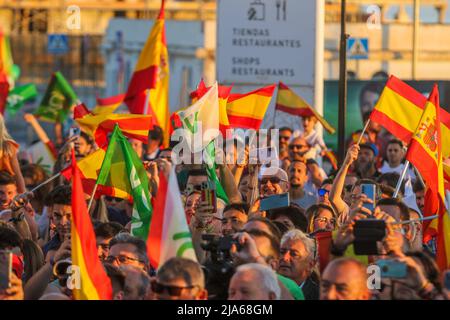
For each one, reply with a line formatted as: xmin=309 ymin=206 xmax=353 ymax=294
xmin=379 ymin=139 xmax=415 ymax=180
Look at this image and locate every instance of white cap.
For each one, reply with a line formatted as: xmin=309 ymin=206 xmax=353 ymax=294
xmin=259 ymin=166 xmax=288 ymax=182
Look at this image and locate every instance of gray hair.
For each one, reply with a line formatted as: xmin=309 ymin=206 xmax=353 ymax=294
xmin=157 ymin=257 xmax=205 ymax=289
xmin=236 ymin=263 xmax=281 ymax=300
xmin=109 ymin=232 xmax=149 ymax=265
xmin=281 ymin=229 xmax=316 ymax=262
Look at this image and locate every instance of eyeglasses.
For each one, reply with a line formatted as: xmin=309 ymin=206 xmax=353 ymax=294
xmin=151 ymin=280 xmax=197 ymax=297
xmin=261 ymin=177 xmax=282 ymax=185
xmin=280 ymin=136 xmax=290 ymax=141
xmin=105 ymin=254 xmax=141 ymax=265
xmin=318 ymin=188 xmax=330 ymax=197
xmin=105 ymin=196 xmax=124 ymax=203
xmin=289 ymin=144 xmax=308 ymax=150
xmin=314 ymin=217 xmax=336 ymax=226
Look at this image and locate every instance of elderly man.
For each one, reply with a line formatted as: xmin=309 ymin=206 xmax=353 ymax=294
xmin=277 ymin=229 xmax=319 ymax=300
xmin=228 ymin=263 xmax=281 ymax=300
xmin=152 ymin=257 xmax=207 ymax=300
xmin=259 ymin=166 xmax=289 ymax=198
xmin=320 ymin=258 xmax=371 ymax=300
xmin=288 ymin=161 xmax=317 ymax=211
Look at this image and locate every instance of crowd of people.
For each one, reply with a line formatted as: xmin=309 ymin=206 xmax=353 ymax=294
xmin=0 ymin=109 xmax=449 ymax=301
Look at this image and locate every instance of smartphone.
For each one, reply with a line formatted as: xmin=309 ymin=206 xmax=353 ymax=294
xmin=260 ymin=193 xmax=290 ymax=211
xmin=353 ymin=219 xmax=386 ymax=255
xmin=0 ymin=250 xmax=12 ymax=290
xmin=361 ymin=183 xmax=376 ymax=212
xmin=201 ymin=189 xmax=217 ymax=213
xmin=376 ymin=259 xmax=408 ymax=279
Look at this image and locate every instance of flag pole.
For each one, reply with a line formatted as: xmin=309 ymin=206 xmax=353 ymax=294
xmin=357 ymin=118 xmax=371 ymax=145
xmin=413 ymin=165 xmax=426 ymax=188
xmin=393 ymin=160 xmax=410 ymax=198
xmin=143 ymin=89 xmax=150 ymax=115
xmin=87 ymin=184 xmax=99 ymax=212
xmin=391 ymin=214 xmax=439 ymax=225
xmin=30 ymin=173 xmax=61 ymax=193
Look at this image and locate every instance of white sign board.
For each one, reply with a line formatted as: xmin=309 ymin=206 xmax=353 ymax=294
xmin=217 ymin=0 xmax=321 ymax=87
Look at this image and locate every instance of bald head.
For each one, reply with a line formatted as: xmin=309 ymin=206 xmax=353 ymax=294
xmin=320 ymin=258 xmax=370 ymax=300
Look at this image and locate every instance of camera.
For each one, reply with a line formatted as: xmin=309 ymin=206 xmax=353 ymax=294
xmin=201 ymin=234 xmax=241 ymax=300
xmin=53 ymin=258 xmax=72 ymax=287
xmin=353 ymin=219 xmax=386 ymax=255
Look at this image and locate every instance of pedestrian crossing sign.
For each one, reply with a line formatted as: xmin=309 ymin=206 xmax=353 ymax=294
xmin=347 ymin=38 xmax=368 ymax=60
xmin=48 ymin=34 xmax=69 ymax=55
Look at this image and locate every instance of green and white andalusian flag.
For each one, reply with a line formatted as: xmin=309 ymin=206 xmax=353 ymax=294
xmin=6 ymin=84 xmax=38 ymax=116
xmin=147 ymin=167 xmax=197 ymax=268
xmin=97 ymin=125 xmax=152 ymax=239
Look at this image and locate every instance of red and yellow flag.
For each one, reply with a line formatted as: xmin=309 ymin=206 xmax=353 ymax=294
xmin=93 ymin=93 xmax=125 ymax=115
xmin=190 ymin=79 xmax=232 ymax=135
xmin=125 ymin=0 xmax=169 ymax=145
xmin=226 ymin=85 xmax=276 ymax=130
xmin=275 ymin=82 xmax=335 ymax=134
xmin=70 ymin=151 xmax=113 ymax=300
xmin=370 ymin=75 xmax=450 ymax=158
xmin=61 ymin=149 xmax=132 ymax=201
xmin=74 ymin=104 xmax=153 ymax=148
xmin=405 ymin=85 xmax=449 ymax=271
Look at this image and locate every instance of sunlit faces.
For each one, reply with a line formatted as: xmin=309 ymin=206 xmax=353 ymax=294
xmin=0 ymin=183 xmax=17 ymax=210
xmin=302 ymin=116 xmax=317 ymax=134
xmin=278 ymin=239 xmax=312 ymax=285
xmin=50 ymin=204 xmax=72 ymax=240
xmin=288 ymin=137 xmax=309 ymax=161
xmin=221 ymin=209 xmax=248 ymax=236
xmin=288 ymin=161 xmax=308 ymax=188
xmin=386 ymin=142 xmax=404 ymax=167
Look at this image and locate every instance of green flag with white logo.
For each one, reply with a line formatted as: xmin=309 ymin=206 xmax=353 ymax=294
xmin=97 ymin=125 xmax=153 ymax=240
xmin=6 ymin=84 xmax=38 ymax=116
xmin=34 ymin=71 xmax=78 ymax=123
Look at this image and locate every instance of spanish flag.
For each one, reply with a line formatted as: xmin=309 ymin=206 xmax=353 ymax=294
xmin=125 ymin=0 xmax=169 ymax=145
xmin=275 ymin=82 xmax=335 ymax=134
xmin=61 ymin=148 xmax=132 ymax=201
xmin=93 ymin=93 xmax=125 ymax=115
xmin=74 ymin=104 xmax=153 ymax=148
xmin=370 ymin=75 xmax=450 ymax=158
xmin=70 ymin=151 xmax=113 ymax=300
xmin=405 ymin=85 xmax=450 ymax=271
xmin=226 ymin=85 xmax=276 ymax=130
xmin=190 ymin=79 xmax=232 ymax=135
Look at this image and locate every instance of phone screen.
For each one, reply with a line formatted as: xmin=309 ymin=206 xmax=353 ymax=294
xmin=361 ymin=183 xmax=376 ymax=212
xmin=260 ymin=193 xmax=290 ymax=211
xmin=0 ymin=250 xmax=12 ymax=290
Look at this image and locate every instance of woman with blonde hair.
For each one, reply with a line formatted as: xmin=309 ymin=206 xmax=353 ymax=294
xmin=0 ymin=114 xmax=26 ymax=193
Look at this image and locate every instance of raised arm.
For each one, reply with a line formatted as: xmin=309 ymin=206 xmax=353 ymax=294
xmin=329 ymin=144 xmax=359 ymax=215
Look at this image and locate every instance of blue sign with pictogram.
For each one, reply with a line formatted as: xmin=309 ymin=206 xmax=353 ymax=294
xmin=48 ymin=34 xmax=69 ymax=54
xmin=347 ymin=38 xmax=369 ymax=60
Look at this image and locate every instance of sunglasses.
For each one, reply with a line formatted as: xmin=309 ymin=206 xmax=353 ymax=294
xmin=318 ymin=188 xmax=330 ymax=197
xmin=151 ymin=280 xmax=197 ymax=297
xmin=261 ymin=177 xmax=282 ymax=185
xmin=105 ymin=196 xmax=124 ymax=203
xmin=280 ymin=136 xmax=290 ymax=141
